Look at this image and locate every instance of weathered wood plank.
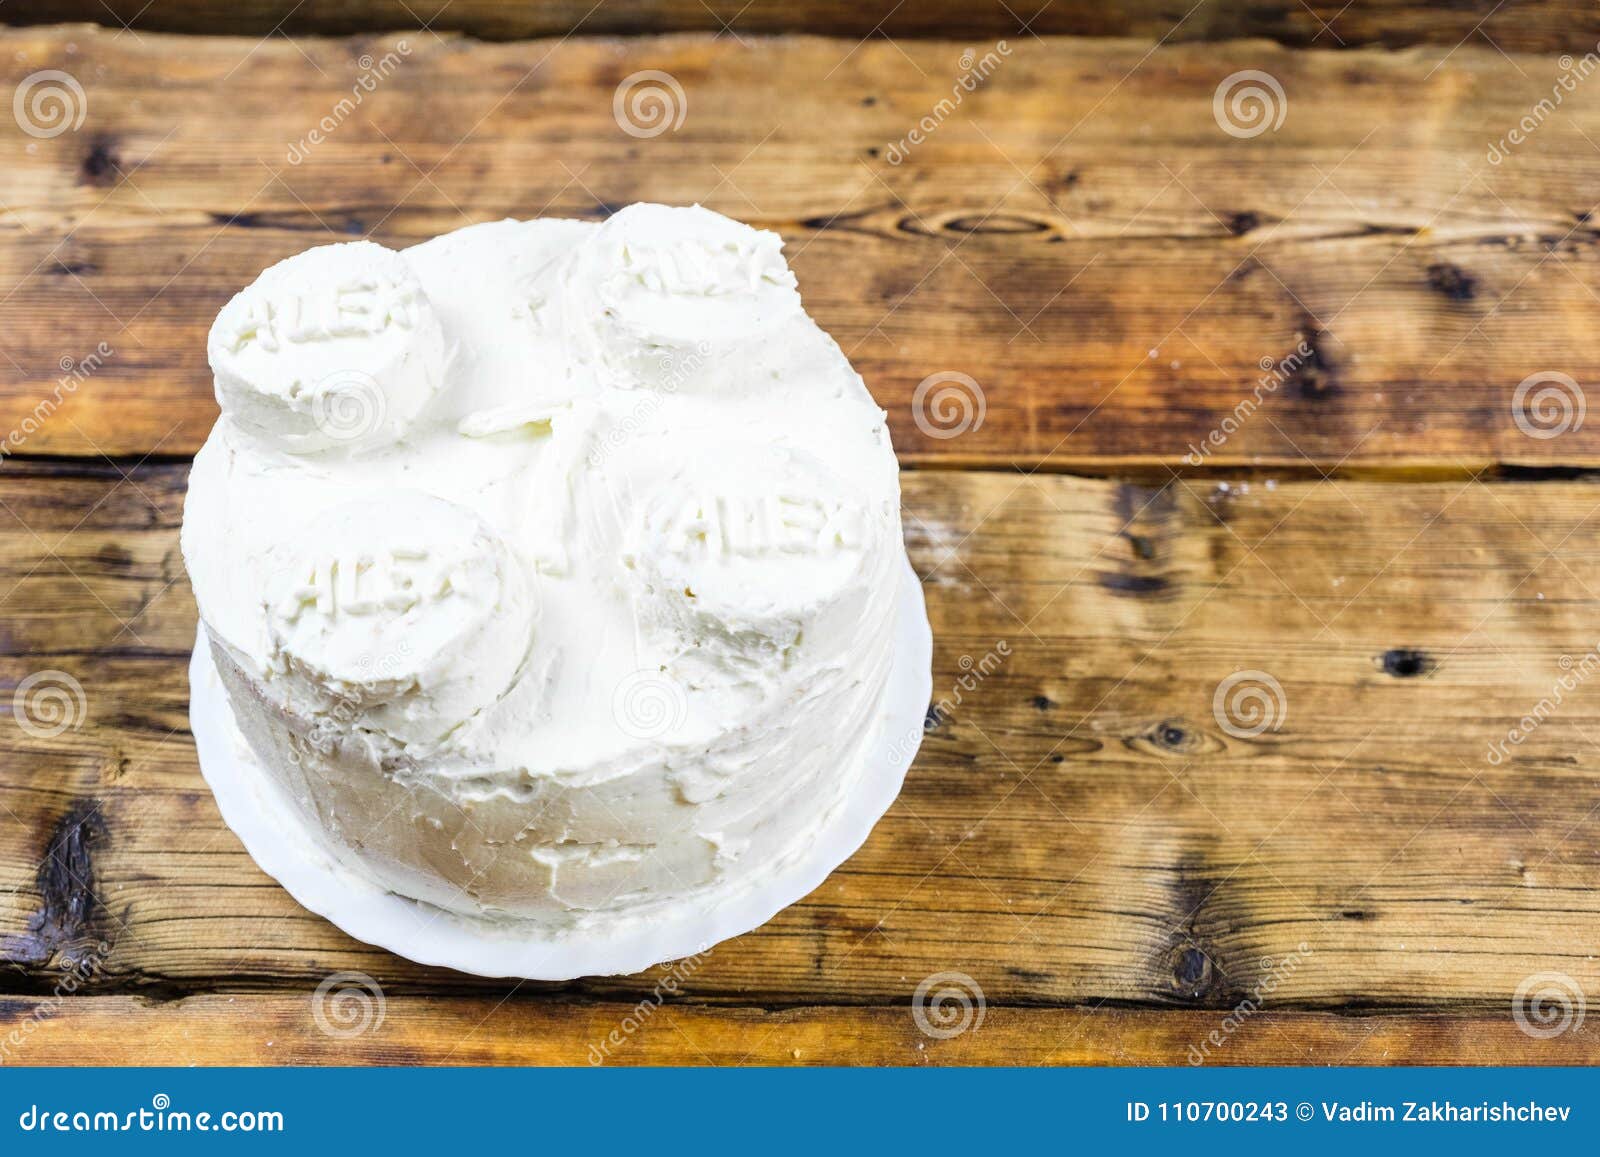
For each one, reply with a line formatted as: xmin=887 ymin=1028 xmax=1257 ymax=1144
xmin=3 ymin=462 xmax=1600 ymax=1013
xmin=3 ymin=997 xmax=1595 ymax=1066
xmin=4 ymin=29 xmax=1600 ymax=468
xmin=9 ymin=1 xmax=1598 ymax=53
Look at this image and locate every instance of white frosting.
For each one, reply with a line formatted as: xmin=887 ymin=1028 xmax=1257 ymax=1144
xmin=182 ymin=204 xmax=905 ymax=929
xmin=261 ymin=492 xmax=537 ymax=747
xmin=562 ymin=202 xmax=802 ymax=391
xmin=207 ymin=241 xmax=448 ymax=453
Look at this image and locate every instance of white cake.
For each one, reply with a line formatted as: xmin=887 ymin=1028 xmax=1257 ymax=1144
xmin=182 ymin=204 xmax=907 ymax=931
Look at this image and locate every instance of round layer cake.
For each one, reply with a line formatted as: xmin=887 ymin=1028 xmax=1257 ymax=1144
xmin=182 ymin=204 xmax=906 ymax=929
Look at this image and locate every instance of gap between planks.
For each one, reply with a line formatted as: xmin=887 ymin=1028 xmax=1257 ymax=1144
xmin=11 ymin=450 xmax=1600 ymax=486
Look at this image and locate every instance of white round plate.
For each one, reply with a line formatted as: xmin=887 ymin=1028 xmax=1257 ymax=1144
xmin=188 ymin=557 xmax=932 ymax=979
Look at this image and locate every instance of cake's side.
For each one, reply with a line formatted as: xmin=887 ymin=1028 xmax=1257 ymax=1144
xmin=205 ymin=576 xmax=899 ymax=926
xmin=181 ymin=205 xmax=906 ymax=928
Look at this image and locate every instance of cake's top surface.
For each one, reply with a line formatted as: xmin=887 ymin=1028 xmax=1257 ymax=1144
xmin=183 ymin=205 xmax=901 ymax=783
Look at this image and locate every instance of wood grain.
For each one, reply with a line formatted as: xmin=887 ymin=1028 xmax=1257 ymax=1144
xmin=4 ymin=997 xmax=1596 ymax=1066
xmin=4 ymin=461 xmax=1600 ymax=1037
xmin=11 ymin=0 xmax=1599 ymax=53
xmin=5 ymin=28 xmax=1600 ymax=469
xmin=5 ymin=19 xmax=1600 ymax=1067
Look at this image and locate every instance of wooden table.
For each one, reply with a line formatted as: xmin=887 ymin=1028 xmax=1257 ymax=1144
xmin=4 ymin=5 xmax=1600 ymax=1065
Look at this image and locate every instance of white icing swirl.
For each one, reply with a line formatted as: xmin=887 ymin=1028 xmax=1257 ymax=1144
xmin=208 ymin=241 xmax=447 ymax=453
xmin=561 ymin=203 xmax=802 ymax=391
xmin=260 ymin=491 xmax=536 ymax=747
